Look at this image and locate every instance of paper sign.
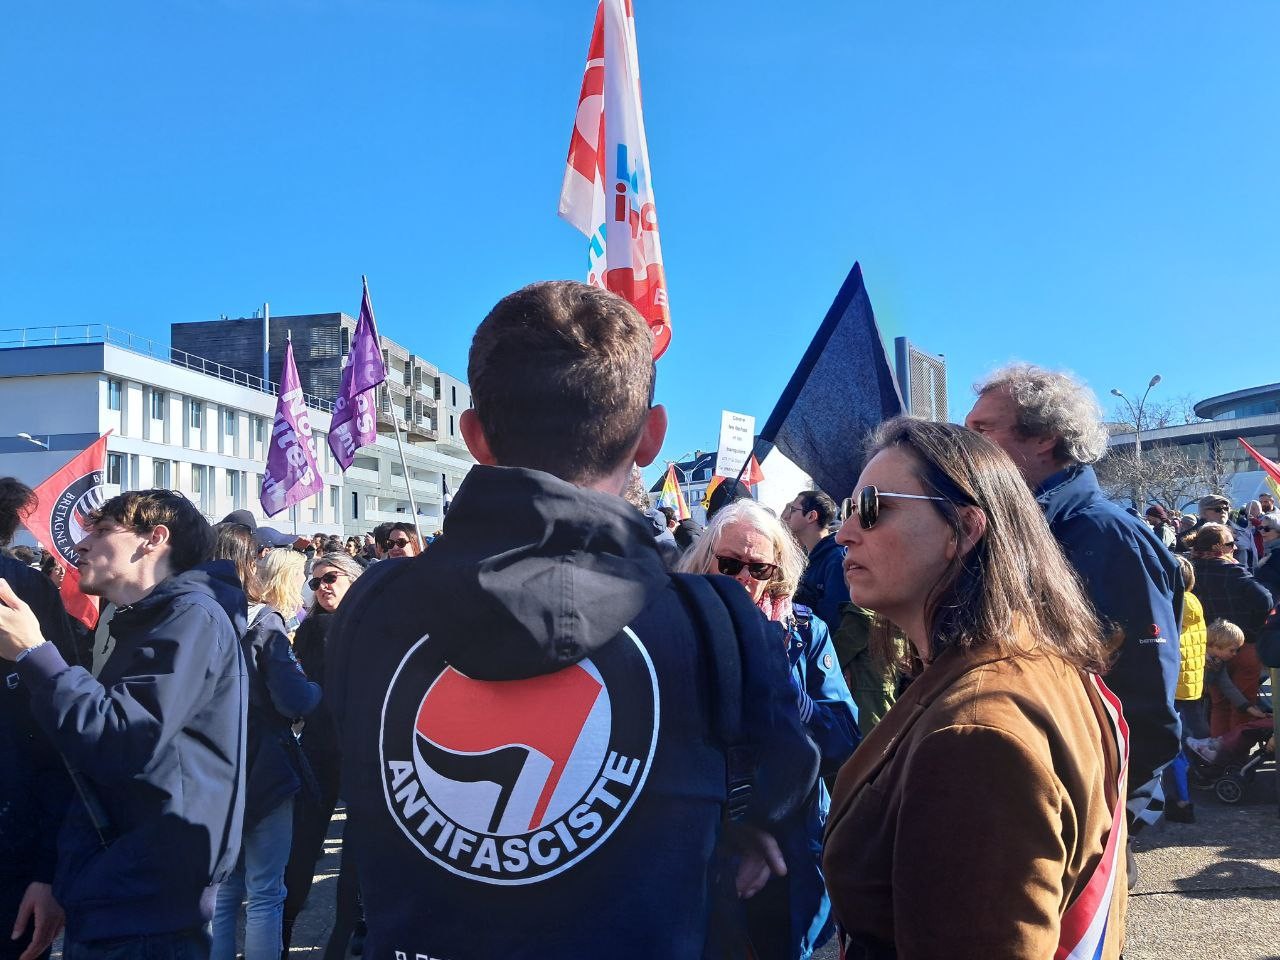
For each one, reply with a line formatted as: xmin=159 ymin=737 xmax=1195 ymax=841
xmin=715 ymin=411 xmax=756 ymax=480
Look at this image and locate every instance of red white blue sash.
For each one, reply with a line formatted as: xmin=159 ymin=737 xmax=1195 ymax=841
xmin=1055 ymin=673 xmax=1130 ymax=960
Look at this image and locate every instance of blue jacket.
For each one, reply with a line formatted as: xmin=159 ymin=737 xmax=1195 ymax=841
xmin=16 ymin=562 xmax=248 ymax=942
xmin=1037 ymin=465 xmax=1182 ymax=827
xmin=756 ymin=607 xmax=859 ymax=959
xmin=0 ymin=556 xmax=78 ymax=885
xmin=326 ymin=466 xmax=818 ymax=960
xmin=794 ymin=537 xmax=849 ymax=638
xmin=241 ymin=604 xmax=321 ymax=826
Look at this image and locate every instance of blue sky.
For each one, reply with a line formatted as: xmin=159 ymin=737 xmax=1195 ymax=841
xmin=3 ymin=1 xmax=1277 ymax=483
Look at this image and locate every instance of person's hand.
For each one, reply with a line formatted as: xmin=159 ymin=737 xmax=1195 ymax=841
xmin=728 ymin=823 xmax=787 ymax=899
xmin=1246 ymin=706 xmax=1268 ymax=719
xmin=0 ymin=579 xmax=47 ymax=661
xmin=12 ymin=881 xmax=63 ymax=960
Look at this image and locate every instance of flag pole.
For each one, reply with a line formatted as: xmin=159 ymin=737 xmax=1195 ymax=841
xmin=385 ymin=385 xmax=422 ymax=542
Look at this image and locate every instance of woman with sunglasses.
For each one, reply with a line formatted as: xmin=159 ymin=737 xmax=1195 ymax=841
xmin=211 ymin=531 xmax=320 ymax=960
xmin=823 ymin=418 xmax=1126 ymax=959
xmin=281 ymin=552 xmax=364 ymax=956
xmin=677 ymin=500 xmax=858 ymax=960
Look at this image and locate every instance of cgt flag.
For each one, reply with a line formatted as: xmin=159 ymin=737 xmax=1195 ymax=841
xmin=559 ymin=0 xmax=671 ymax=360
xmin=328 ymin=277 xmax=388 ymax=470
xmin=753 ymin=263 xmax=904 ymax=502
xmin=24 ymin=433 xmax=110 ymax=628
xmin=261 ymin=334 xmax=325 ymax=518
xmin=657 ymin=463 xmax=690 ymax=521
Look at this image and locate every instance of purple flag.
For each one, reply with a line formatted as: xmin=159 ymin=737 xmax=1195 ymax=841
xmin=261 ymin=336 xmax=325 ymax=517
xmin=328 ymin=279 xmax=388 ymax=469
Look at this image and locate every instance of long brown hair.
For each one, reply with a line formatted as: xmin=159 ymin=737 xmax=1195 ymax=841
xmin=867 ymin=417 xmax=1107 ymax=673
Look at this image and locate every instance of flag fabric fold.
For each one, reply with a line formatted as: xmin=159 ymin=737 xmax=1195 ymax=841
xmin=1239 ymin=437 xmax=1280 ymax=490
xmin=743 ymin=453 xmax=765 ymax=487
xmin=753 ymin=263 xmax=904 ymax=501
xmin=559 ymin=0 xmax=671 ymax=359
xmin=657 ymin=464 xmax=690 ymax=521
xmin=261 ymin=337 xmax=325 ymax=518
xmin=23 ymin=433 xmax=110 ymax=628
xmin=328 ymin=279 xmax=388 ymax=469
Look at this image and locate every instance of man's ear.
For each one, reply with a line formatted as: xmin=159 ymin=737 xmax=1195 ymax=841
xmin=632 ymin=405 xmax=668 ymax=468
xmin=145 ymin=523 xmax=172 ymax=552
xmin=460 ymin=409 xmax=497 ymax=466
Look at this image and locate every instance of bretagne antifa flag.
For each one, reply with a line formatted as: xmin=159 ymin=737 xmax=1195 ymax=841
xmin=559 ymin=0 xmax=672 ymax=360
xmin=24 ymin=433 xmax=110 ymax=628
xmin=752 ymin=263 xmax=904 ymax=502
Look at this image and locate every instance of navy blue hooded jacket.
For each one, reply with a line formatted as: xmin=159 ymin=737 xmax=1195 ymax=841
xmin=1037 ymin=465 xmax=1182 ymax=828
xmin=326 ymin=466 xmax=818 ymax=960
xmin=793 ymin=536 xmax=849 ymax=638
xmin=0 ymin=556 xmax=78 ymax=886
xmin=16 ymin=561 xmax=247 ymax=942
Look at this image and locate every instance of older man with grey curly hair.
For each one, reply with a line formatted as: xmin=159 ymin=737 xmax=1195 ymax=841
xmin=966 ymin=363 xmax=1183 ymax=845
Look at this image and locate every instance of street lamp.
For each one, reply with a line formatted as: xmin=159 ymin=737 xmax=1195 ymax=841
xmin=1110 ymin=374 xmax=1161 ymax=507
xmin=16 ymin=432 xmax=49 ymax=450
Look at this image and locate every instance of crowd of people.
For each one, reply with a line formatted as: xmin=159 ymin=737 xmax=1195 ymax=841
xmin=0 ymin=278 xmax=1274 ymax=960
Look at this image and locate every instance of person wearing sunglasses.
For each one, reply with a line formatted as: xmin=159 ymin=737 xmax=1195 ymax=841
xmin=824 ymin=417 xmax=1126 ymax=959
xmin=377 ymin=522 xmax=420 ymax=560
xmin=281 ymin=552 xmax=364 ymax=957
xmin=678 ymin=499 xmax=858 ymax=960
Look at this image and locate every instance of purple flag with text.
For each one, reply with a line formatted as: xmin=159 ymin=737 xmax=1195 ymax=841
xmin=328 ymin=278 xmax=388 ymax=469
xmin=261 ymin=335 xmax=325 ymax=517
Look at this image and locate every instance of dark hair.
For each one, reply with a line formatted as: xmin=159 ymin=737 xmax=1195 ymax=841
xmin=381 ymin=522 xmax=420 ymax=549
xmin=797 ymin=490 xmax=838 ymax=527
xmin=469 ymin=281 xmax=656 ymax=483
xmin=40 ymin=553 xmax=60 ymax=577
xmin=706 ymin=479 xmax=751 ymax=521
xmin=0 ymin=477 xmax=37 ymax=546
xmin=10 ymin=545 xmax=37 ymax=565
xmin=867 ymin=417 xmax=1106 ymax=673
xmin=657 ymin=506 xmax=676 ymax=525
xmin=210 ymin=522 xmax=259 ymax=600
xmin=371 ymin=521 xmax=394 ymax=544
xmin=88 ymin=490 xmax=213 ymax=573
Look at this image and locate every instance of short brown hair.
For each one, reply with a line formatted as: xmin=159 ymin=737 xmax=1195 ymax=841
xmin=468 ymin=281 xmax=656 ymax=483
xmin=867 ymin=417 xmax=1107 ymax=673
xmin=1187 ymin=522 xmax=1235 ymax=557
xmin=0 ymin=477 xmax=37 ymax=546
xmin=89 ymin=489 xmax=213 ymax=573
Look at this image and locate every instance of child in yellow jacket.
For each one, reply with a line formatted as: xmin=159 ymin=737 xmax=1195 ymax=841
xmin=1166 ymin=555 xmax=1206 ymax=823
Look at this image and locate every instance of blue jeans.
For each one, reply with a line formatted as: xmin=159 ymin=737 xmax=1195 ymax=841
xmin=212 ymin=796 xmax=294 ymax=960
xmin=63 ymin=927 xmax=211 ymax=960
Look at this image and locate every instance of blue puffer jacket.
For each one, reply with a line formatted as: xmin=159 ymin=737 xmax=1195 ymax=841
xmin=1036 ymin=465 xmax=1182 ymax=828
xmin=17 ymin=562 xmax=248 ymax=942
xmin=750 ymin=607 xmax=860 ymax=960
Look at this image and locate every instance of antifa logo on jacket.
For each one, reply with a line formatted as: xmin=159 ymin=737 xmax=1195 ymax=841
xmin=380 ymin=631 xmax=659 ymax=885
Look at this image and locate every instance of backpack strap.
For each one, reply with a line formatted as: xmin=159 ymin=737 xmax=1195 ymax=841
xmin=670 ymin=573 xmax=753 ymax=821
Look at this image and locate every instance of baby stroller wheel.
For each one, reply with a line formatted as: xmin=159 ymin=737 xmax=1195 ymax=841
xmin=1215 ymin=777 xmax=1244 ymax=805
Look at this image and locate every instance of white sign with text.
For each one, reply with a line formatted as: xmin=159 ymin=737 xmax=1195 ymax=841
xmin=715 ymin=411 xmax=756 ymax=480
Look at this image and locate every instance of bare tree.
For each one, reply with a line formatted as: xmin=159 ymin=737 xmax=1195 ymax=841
xmin=1095 ymin=443 xmax=1217 ymax=513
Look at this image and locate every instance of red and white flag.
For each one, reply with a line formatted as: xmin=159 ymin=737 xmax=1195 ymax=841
xmin=23 ymin=434 xmax=110 ymax=628
xmin=559 ymin=0 xmax=671 ymax=360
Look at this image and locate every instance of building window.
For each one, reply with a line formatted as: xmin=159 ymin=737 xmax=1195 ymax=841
xmin=190 ymin=400 xmax=203 ymax=429
xmin=351 ymin=491 xmax=360 ymax=519
xmin=449 ymin=414 xmax=455 ymax=436
xmin=153 ymin=459 xmax=170 ymax=488
xmin=191 ymin=465 xmax=204 ymax=494
xmin=452 ymin=385 xmax=458 ymax=407
xmin=341 ymin=327 xmax=351 ymax=355
xmin=252 ymin=416 xmax=264 ymax=443
xmin=107 ymin=379 xmax=122 ymax=411
xmin=151 ymin=390 xmax=165 ymax=420
xmin=330 ymin=486 xmax=340 ymax=521
xmin=226 ymin=471 xmax=235 ymax=497
xmin=106 ymin=452 xmax=123 ymax=485
xmin=224 ymin=409 xmax=237 ymax=435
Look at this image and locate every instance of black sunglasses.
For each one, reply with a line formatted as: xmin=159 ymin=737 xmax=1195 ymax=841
xmin=382 ymin=537 xmax=412 ymax=549
xmin=715 ymin=555 xmax=779 ymax=581
xmin=308 ymin=571 xmax=345 ymax=591
xmin=855 ymin=484 xmax=949 ymax=530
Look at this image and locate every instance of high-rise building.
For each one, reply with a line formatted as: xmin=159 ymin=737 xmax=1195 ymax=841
xmin=894 ymin=337 xmax=948 ymax=422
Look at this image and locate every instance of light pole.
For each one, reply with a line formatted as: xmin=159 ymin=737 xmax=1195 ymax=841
xmin=1110 ymin=374 xmax=1161 ymax=508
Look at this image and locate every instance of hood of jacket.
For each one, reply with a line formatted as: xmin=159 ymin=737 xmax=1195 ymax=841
xmin=113 ymin=560 xmax=248 ymax=637
xmin=426 ymin=466 xmax=671 ymax=681
xmin=1034 ymin=463 xmax=1105 ymax=526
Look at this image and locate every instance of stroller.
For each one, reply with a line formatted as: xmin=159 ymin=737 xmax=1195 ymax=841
xmin=1186 ymin=727 xmax=1276 ymax=804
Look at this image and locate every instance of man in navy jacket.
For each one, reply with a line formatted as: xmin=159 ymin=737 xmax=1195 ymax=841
xmin=327 ymin=281 xmax=817 ymax=959
xmin=0 ymin=490 xmax=246 ymax=960
xmin=967 ymin=364 xmax=1183 ymax=836
xmin=786 ymin=490 xmax=848 ymax=637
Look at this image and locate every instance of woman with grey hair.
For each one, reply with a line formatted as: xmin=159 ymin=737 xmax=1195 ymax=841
xmin=677 ymin=499 xmax=858 ymax=960
xmin=281 ymin=551 xmax=365 ymax=954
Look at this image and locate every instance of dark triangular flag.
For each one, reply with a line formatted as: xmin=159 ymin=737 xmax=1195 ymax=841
xmin=754 ymin=263 xmax=903 ymax=500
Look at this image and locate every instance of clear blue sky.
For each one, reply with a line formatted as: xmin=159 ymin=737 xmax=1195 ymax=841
xmin=4 ymin=1 xmax=1277 ymax=484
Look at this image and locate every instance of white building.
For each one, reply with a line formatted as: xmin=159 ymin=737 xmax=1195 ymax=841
xmin=0 ymin=326 xmax=345 ymax=538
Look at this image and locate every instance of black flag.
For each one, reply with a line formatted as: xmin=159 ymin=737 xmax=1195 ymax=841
xmin=754 ymin=263 xmax=904 ymax=501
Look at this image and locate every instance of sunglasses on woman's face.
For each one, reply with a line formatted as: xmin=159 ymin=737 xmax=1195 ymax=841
xmin=308 ymin=571 xmax=345 ymax=591
xmin=715 ymin=555 xmax=779 ymax=581
xmin=383 ymin=537 xmax=412 ymax=549
xmin=855 ymin=484 xmax=949 ymax=530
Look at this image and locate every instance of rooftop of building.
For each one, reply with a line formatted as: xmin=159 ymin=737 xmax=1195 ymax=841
xmin=1193 ymin=382 xmax=1280 ymax=420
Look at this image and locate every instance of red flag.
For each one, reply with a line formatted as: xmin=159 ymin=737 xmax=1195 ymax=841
xmin=743 ymin=454 xmax=765 ymax=487
xmin=23 ymin=434 xmax=110 ymax=628
xmin=1239 ymin=437 xmax=1280 ymax=488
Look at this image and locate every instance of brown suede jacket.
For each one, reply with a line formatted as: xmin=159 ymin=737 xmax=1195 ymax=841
xmin=823 ymin=637 xmax=1126 ymax=959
